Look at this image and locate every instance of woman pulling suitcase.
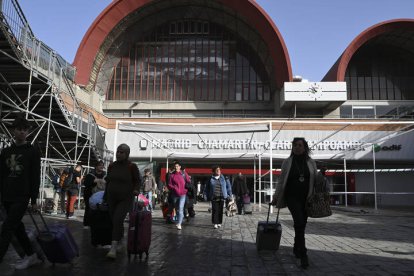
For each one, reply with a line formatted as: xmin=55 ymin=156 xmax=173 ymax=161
xmin=104 ymin=144 xmax=141 ymax=259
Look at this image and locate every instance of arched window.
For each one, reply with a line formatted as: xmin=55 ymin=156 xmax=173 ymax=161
xmin=106 ymin=20 xmax=271 ymax=102
xmin=345 ymin=42 xmax=414 ymax=100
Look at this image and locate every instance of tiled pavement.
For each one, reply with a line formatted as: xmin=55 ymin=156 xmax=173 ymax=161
xmin=1 ymin=203 xmax=413 ymax=275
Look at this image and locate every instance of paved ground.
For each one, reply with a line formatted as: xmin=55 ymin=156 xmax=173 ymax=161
xmin=1 ymin=203 xmax=413 ymax=275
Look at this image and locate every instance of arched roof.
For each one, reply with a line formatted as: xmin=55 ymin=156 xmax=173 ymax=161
xmin=73 ymin=0 xmax=292 ymax=89
xmin=323 ymin=19 xmax=414 ymax=81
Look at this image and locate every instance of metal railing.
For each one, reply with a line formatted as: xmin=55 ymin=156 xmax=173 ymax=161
xmin=0 ymin=0 xmax=111 ymax=161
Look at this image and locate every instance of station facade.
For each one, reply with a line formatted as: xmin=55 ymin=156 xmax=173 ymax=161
xmin=72 ymin=0 xmax=414 ymax=207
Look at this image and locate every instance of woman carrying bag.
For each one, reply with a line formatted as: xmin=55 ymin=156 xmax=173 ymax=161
xmin=204 ymin=165 xmax=232 ymax=229
xmin=271 ymin=137 xmax=317 ymax=269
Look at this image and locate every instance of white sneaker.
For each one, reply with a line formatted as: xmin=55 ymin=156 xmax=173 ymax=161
xmin=116 ymin=242 xmax=124 ymax=253
xmin=106 ymin=247 xmax=117 ymax=259
xmin=214 ymin=224 xmax=218 ymax=229
xmin=176 ymin=224 xmax=182 ymax=230
xmin=50 ymin=212 xmax=58 ymax=215
xmin=15 ymin=254 xmax=40 ymax=270
xmin=217 ymin=224 xmax=222 ymax=228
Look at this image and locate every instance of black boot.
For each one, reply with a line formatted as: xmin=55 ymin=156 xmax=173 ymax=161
xmin=293 ymin=245 xmax=300 ymax=258
xmin=300 ymin=254 xmax=309 ymax=269
xmin=293 ymin=237 xmax=300 ymax=258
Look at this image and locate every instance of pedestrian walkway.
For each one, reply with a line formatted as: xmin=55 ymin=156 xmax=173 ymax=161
xmin=1 ymin=202 xmax=413 ymax=275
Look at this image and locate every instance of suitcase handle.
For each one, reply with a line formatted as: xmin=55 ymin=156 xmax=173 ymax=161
xmin=266 ymin=203 xmax=280 ymax=225
xmin=28 ymin=209 xmax=51 ymax=235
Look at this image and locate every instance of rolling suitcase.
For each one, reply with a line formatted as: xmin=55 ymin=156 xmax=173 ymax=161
xmin=127 ymin=203 xmax=152 ymax=260
xmin=89 ymin=204 xmax=112 ymax=246
xmin=256 ymin=204 xmax=281 ymax=251
xmin=243 ymin=195 xmax=252 ymax=214
xmin=29 ymin=211 xmax=79 ymax=264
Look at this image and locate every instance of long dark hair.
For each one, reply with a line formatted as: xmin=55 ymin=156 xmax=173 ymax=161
xmin=290 ymin=137 xmax=311 ymax=159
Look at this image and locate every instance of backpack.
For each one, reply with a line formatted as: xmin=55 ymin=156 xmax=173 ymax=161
xmin=59 ymin=167 xmax=73 ymax=189
xmin=52 ymin=174 xmax=60 ymax=189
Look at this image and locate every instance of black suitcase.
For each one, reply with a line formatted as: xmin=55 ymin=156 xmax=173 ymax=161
xmin=89 ymin=205 xmax=112 ymax=246
xmin=256 ymin=204 xmax=281 ymax=251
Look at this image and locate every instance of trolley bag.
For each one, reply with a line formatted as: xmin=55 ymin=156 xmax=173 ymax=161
xmin=89 ymin=204 xmax=112 ymax=246
xmin=25 ymin=226 xmax=47 ymax=262
xmin=256 ymin=204 xmax=281 ymax=251
xmin=243 ymin=194 xmax=252 ymax=214
xmin=29 ymin=211 xmax=79 ymax=264
xmin=127 ymin=200 xmax=152 ymax=260
xmin=161 ymin=203 xmax=169 ymax=218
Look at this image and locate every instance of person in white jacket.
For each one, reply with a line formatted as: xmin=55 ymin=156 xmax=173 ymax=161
xmin=272 ymin=137 xmax=317 ymax=269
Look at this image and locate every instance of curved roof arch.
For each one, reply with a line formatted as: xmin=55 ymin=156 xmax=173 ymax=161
xmin=73 ymin=0 xmax=292 ymax=89
xmin=323 ymin=19 xmax=414 ymax=81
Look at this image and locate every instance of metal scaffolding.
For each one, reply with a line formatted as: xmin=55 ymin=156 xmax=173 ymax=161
xmin=0 ymin=0 xmax=113 ymax=210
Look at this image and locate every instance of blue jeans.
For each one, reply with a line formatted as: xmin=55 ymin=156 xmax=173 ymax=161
xmin=172 ymin=195 xmax=186 ymax=225
xmin=143 ymin=191 xmax=153 ymax=211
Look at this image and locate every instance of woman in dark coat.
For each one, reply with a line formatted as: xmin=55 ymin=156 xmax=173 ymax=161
xmin=272 ymin=137 xmax=317 ymax=269
xmin=105 ymin=144 xmax=141 ymax=259
xmin=232 ymin=172 xmax=248 ymax=215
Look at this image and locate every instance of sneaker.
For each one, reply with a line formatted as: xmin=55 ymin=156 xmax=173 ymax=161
xmin=176 ymin=224 xmax=182 ymax=230
xmin=68 ymin=216 xmax=77 ymax=220
xmin=214 ymin=224 xmax=218 ymax=229
xmin=106 ymin=249 xmax=116 ymax=259
xmin=50 ymin=212 xmax=58 ymax=215
xmin=14 ymin=254 xmax=40 ymax=270
xmin=116 ymin=242 xmax=124 ymax=253
xmin=217 ymin=224 xmax=222 ymax=228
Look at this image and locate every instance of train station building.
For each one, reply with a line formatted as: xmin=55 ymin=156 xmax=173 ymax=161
xmin=1 ymin=0 xmax=413 ymax=208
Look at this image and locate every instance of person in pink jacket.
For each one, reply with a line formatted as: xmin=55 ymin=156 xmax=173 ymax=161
xmin=167 ymin=161 xmax=190 ymax=230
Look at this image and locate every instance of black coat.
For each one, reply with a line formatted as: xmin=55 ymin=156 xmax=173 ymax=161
xmin=232 ymin=176 xmax=248 ymax=196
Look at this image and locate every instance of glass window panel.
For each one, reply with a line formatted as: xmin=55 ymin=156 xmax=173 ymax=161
xmin=376 ymin=106 xmax=397 ymax=118
xmin=340 ymin=106 xmax=352 ymax=118
xmin=177 ymin=22 xmax=182 ymax=34
xmin=257 ymin=85 xmax=263 ymax=101
xmin=386 ymin=79 xmax=394 ymax=100
xmin=235 ymin=84 xmax=242 ymax=101
xmin=250 ymin=83 xmax=256 ymax=101
xmin=364 ymin=77 xmax=372 ymax=100
xmin=352 ymin=106 xmax=374 ymax=118
xmin=357 ymin=89 xmax=366 ymax=100
xmin=350 ymin=77 xmax=357 ymax=89
xmin=264 ymin=86 xmax=270 ymax=101
xmin=243 ymin=84 xmax=249 ymax=101
xmin=184 ymin=21 xmax=189 ymax=34
xmin=202 ymin=80 xmax=208 ymax=101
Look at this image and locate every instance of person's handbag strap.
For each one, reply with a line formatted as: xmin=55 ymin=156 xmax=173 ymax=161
xmin=266 ymin=203 xmax=280 ymax=225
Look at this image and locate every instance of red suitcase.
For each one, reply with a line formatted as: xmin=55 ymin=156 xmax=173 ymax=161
xmin=127 ymin=209 xmax=152 ymax=260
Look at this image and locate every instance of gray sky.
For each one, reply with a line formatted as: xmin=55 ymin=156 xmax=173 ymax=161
xmin=19 ymin=0 xmax=414 ymax=81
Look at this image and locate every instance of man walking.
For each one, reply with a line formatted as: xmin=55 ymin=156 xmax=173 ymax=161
xmin=0 ymin=115 xmax=41 ymax=269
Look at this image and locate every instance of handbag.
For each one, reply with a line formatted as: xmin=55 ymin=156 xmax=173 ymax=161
xmin=306 ymin=174 xmax=332 ymax=218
